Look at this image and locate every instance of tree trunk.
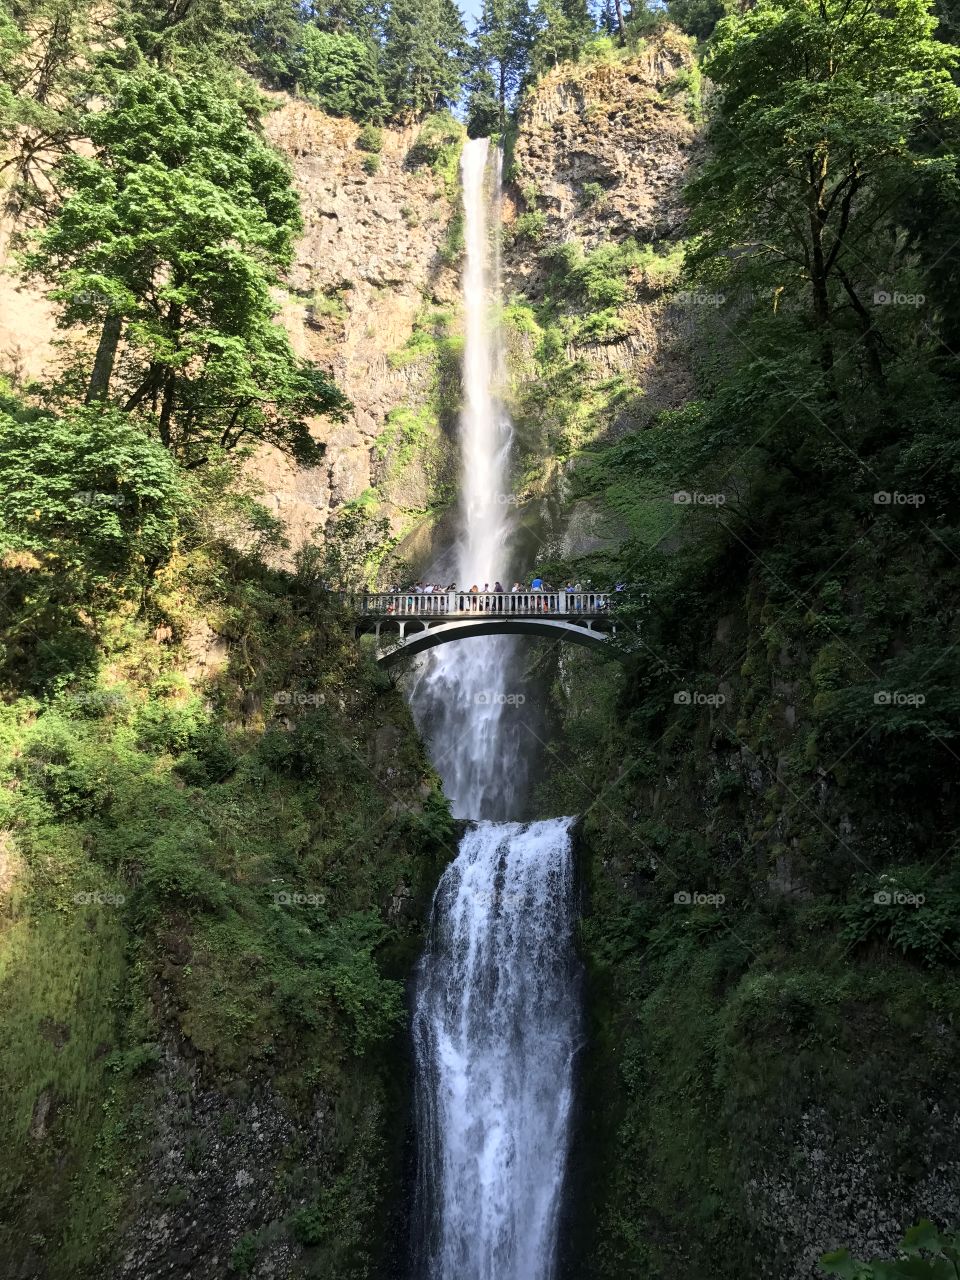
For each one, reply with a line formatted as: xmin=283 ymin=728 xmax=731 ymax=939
xmin=158 ymin=372 xmax=176 ymax=448
xmin=807 ymin=154 xmax=835 ymax=385
xmin=837 ymin=269 xmax=886 ymax=387
xmin=613 ymin=0 xmax=626 ymax=42
xmin=85 ymin=312 xmax=122 ymax=404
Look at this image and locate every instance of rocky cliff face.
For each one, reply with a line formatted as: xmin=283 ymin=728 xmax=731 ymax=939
xmin=0 ymin=102 xmax=464 ymax=560
xmin=259 ymin=103 xmax=462 ymax=552
xmin=510 ymin=34 xmax=694 ymax=254
xmin=499 ymin=34 xmax=698 ymax=558
xmin=0 ymin=55 xmax=697 ymax=564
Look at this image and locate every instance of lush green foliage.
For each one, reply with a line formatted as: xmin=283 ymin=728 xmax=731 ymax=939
xmin=0 ymin=535 xmax=456 ymax=1274
xmin=525 ymin=0 xmax=960 ymax=1276
xmin=295 ymin=26 xmax=387 ymax=121
xmin=688 ymin=0 xmax=960 ymax=381
xmin=0 ymin=406 xmax=183 ymax=579
xmin=822 ymin=1222 xmax=960 ymax=1277
xmin=23 ymin=65 xmax=347 ymax=467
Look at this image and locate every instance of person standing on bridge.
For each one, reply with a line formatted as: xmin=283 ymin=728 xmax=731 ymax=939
xmin=494 ymin=581 xmax=504 ymax=611
xmin=469 ymin=584 xmax=479 ymax=611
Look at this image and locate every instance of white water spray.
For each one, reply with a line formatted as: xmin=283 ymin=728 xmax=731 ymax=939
xmin=412 ymin=819 xmax=580 ymax=1280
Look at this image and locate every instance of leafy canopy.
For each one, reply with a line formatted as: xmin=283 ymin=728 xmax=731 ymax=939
xmin=295 ymin=26 xmax=388 ymax=121
xmin=687 ymin=0 xmax=960 ymax=379
xmin=25 ymin=63 xmax=348 ymax=466
xmin=821 ymin=1220 xmax=960 ymax=1278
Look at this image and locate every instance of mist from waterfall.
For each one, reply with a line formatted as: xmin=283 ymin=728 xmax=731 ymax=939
xmin=407 ymin=139 xmax=581 ymax=1280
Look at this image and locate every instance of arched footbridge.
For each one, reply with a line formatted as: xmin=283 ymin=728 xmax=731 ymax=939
xmin=339 ymin=590 xmax=619 ymax=667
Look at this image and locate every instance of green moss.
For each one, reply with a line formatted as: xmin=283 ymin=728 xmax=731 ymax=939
xmin=406 ymin=111 xmax=466 ymax=200
xmin=0 ymin=543 xmax=457 ymax=1277
xmin=375 ymin=406 xmax=434 ymax=465
xmin=440 ymin=210 xmax=465 ymax=265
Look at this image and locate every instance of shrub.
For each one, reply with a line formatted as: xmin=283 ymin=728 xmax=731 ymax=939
xmin=574 ymin=309 xmax=630 ymax=343
xmin=510 ymin=211 xmax=547 ymax=244
xmin=310 ymin=288 xmax=348 ymax=320
xmin=0 ymin=406 xmax=185 ymax=585
xmin=134 ymin=682 xmax=206 ymax=755
xmin=407 ymin=111 xmax=462 ymax=167
xmin=356 ymin=123 xmax=383 ymax=153
xmin=406 ymin=112 xmax=465 ymax=196
xmin=228 ymin=1234 xmax=258 ymax=1274
xmin=663 ymin=64 xmax=703 ymax=122
xmin=173 ymin=724 xmax=237 ymax=787
xmin=17 ymin=717 xmax=112 ymax=818
xmin=362 ymin=153 xmax=380 ymax=176
xmin=139 ymin=835 xmax=228 ymax=914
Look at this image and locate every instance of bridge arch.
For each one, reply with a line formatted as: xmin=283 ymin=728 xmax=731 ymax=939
xmin=371 ymin=617 xmax=618 ymax=667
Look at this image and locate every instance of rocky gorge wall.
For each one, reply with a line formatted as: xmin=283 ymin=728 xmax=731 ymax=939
xmin=0 ymin=101 xmax=467 ymax=564
xmin=498 ymin=34 xmax=698 ymax=563
xmin=0 ymin=46 xmax=698 ymax=571
xmin=513 ymin=41 xmax=960 ymax=1280
xmin=258 ymin=103 xmax=463 ymax=554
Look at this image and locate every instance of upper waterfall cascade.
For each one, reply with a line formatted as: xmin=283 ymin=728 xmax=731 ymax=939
xmin=406 ymin=137 xmax=527 ymax=823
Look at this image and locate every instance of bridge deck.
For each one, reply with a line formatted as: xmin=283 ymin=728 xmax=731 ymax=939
xmin=343 ymin=590 xmax=612 ymax=619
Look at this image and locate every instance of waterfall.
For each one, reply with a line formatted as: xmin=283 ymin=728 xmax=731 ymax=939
xmin=411 ymin=820 xmax=580 ymax=1280
xmin=407 ymin=140 xmax=581 ymax=1280
xmin=407 ymin=138 xmax=526 ymax=822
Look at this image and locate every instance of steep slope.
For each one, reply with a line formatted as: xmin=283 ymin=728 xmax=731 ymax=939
xmin=0 ymin=541 xmax=456 ymax=1279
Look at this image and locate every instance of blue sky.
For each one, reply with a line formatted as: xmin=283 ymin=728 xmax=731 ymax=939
xmin=457 ymin=0 xmax=483 ymax=30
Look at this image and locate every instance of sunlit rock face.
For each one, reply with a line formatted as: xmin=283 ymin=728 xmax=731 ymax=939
xmin=508 ymin=30 xmax=697 ymax=254
xmin=257 ymin=101 xmax=463 ymax=556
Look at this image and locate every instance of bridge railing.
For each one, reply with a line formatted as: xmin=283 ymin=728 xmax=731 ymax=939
xmin=339 ymin=590 xmax=612 ymax=617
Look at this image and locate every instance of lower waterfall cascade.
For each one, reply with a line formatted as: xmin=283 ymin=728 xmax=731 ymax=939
xmin=411 ymin=820 xmax=580 ymax=1280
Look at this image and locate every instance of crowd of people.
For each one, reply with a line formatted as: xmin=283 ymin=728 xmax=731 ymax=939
xmin=380 ymin=579 xmax=624 ymax=613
